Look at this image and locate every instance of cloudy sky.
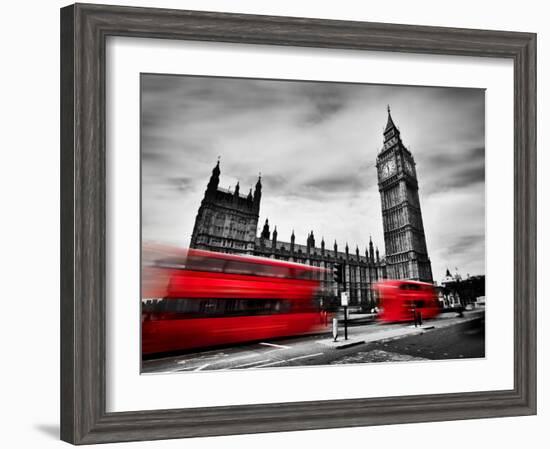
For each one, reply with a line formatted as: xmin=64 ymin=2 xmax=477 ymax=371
xmin=141 ymin=74 xmax=485 ymax=281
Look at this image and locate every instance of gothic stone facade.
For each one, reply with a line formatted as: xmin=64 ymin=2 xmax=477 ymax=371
xmin=190 ymin=160 xmax=261 ymax=255
xmin=256 ymin=221 xmax=386 ymax=309
xmin=190 ymin=109 xmax=433 ymax=308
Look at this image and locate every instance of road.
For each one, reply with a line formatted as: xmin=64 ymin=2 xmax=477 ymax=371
xmin=142 ymin=310 xmax=485 ymax=374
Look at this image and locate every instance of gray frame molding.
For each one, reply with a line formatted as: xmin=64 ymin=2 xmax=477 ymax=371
xmin=60 ymin=3 xmax=536 ymax=445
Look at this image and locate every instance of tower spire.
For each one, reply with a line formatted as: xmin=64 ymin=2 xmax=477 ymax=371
xmin=206 ymin=159 xmax=221 ymax=193
xmin=253 ymin=172 xmax=262 ymax=211
xmin=260 ymin=218 xmax=270 ymax=240
xmin=272 ymin=226 xmax=278 ymax=250
xmin=377 ymin=107 xmax=433 ymax=282
xmin=384 ymin=105 xmax=397 ymax=134
xmin=369 ymin=236 xmax=375 ymax=262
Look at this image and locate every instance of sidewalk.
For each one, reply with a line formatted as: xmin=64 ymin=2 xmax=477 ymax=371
xmin=317 ymin=310 xmax=484 ymax=349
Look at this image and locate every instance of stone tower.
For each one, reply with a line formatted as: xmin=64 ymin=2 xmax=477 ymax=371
xmin=376 ymin=107 xmax=433 ymax=282
xmin=190 ymin=161 xmax=260 ymax=254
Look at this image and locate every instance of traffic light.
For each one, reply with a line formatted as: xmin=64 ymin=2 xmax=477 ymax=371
xmin=333 ymin=263 xmax=344 ymax=285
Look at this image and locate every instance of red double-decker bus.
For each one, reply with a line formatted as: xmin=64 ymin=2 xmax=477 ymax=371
xmin=142 ymin=245 xmax=331 ymax=356
xmin=374 ymin=279 xmax=440 ymax=323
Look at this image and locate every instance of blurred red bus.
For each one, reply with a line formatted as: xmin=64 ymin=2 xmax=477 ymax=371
xmin=374 ymin=279 xmax=440 ymax=323
xmin=142 ymin=246 xmax=331 ymax=356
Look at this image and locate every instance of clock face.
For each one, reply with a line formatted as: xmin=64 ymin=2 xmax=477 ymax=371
xmin=381 ymin=158 xmax=396 ymax=179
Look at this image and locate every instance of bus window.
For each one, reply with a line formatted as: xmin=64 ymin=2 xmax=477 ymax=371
xmin=223 ymin=260 xmax=291 ymax=278
xmin=143 ymin=298 xmax=293 ymax=317
xmin=184 ymin=255 xmax=227 ymax=273
xmin=293 ymin=269 xmax=316 ymax=280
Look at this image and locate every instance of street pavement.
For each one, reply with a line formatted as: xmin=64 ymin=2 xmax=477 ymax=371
xmin=141 ymin=309 xmax=485 ymax=374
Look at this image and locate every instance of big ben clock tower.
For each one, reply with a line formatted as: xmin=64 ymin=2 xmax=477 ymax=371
xmin=376 ymin=106 xmax=433 ymax=282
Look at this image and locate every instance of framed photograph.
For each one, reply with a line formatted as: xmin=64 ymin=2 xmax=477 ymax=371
xmin=60 ymin=3 xmax=536 ymax=444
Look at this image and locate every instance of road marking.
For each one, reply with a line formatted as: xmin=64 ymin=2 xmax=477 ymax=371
xmin=194 ymin=363 xmax=211 ymax=371
xmin=175 ymin=366 xmax=201 ymax=372
xmin=254 ymin=352 xmax=324 ymax=368
xmin=233 ymin=359 xmax=272 ymax=369
xmin=185 ymin=353 xmax=265 ymax=371
xmin=177 ymin=353 xmax=226 ymax=365
xmin=259 ymin=342 xmax=291 ymax=349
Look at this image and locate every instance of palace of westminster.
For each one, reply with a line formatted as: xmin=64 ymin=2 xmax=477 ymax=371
xmin=190 ymin=108 xmax=433 ymax=309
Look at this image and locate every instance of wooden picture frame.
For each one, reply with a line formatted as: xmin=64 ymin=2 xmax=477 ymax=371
xmin=60 ymin=3 xmax=536 ymax=444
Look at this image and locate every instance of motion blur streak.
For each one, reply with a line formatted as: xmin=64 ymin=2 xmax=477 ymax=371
xmin=374 ymin=279 xmax=440 ymax=323
xmin=142 ymin=243 xmax=331 ymax=356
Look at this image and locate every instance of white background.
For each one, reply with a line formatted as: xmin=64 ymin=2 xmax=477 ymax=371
xmin=0 ymin=0 xmax=547 ymax=448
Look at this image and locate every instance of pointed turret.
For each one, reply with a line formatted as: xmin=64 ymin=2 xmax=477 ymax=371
xmin=376 ymin=247 xmax=380 ymax=263
xmin=334 ymin=240 xmax=338 ymax=255
xmin=321 ymin=237 xmax=325 ymax=254
xmin=384 ymin=105 xmax=398 ymax=134
xmin=381 ymin=105 xmax=402 ymax=153
xmin=260 ymin=218 xmax=270 ymax=240
xmin=234 ymin=181 xmax=240 ymax=197
xmin=272 ymin=226 xmax=278 ymax=250
xmin=253 ymin=173 xmax=262 ymax=211
xmin=290 ymin=230 xmax=295 ymax=253
xmin=369 ymin=236 xmax=375 ymax=262
xmin=206 ymin=159 xmax=220 ymax=194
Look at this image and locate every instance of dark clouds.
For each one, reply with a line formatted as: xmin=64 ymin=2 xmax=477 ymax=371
xmin=423 ymin=146 xmax=485 ymax=194
xmin=141 ymin=74 xmax=485 ymax=279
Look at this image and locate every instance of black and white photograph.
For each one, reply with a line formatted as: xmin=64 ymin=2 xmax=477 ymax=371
xmin=140 ymin=74 xmax=486 ymax=373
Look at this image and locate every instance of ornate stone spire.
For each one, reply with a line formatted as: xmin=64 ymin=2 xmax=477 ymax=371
xmin=260 ymin=218 xmax=270 ymax=240
xmin=384 ymin=104 xmax=398 ymax=134
xmin=253 ymin=173 xmax=262 ymax=210
xmin=206 ymin=159 xmax=220 ymax=193
xmin=369 ymin=236 xmax=375 ymax=262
